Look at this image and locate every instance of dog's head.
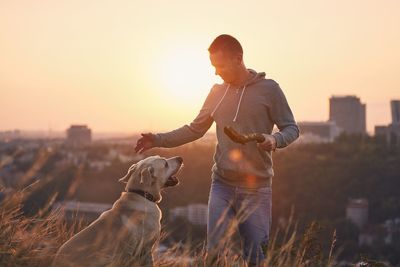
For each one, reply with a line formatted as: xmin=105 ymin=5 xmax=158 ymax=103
xmin=119 ymin=155 xmax=183 ymax=203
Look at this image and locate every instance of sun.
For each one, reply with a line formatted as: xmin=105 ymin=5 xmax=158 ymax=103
xmin=157 ymin=45 xmax=220 ymax=104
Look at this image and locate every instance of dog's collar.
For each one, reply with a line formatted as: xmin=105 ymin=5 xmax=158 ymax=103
xmin=127 ymin=189 xmax=157 ymax=203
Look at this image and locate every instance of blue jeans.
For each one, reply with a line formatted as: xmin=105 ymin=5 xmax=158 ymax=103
xmin=207 ymin=178 xmax=272 ymax=265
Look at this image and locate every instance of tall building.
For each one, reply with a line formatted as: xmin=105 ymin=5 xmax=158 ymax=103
xmin=66 ymin=125 xmax=92 ymax=146
xmin=329 ymin=96 xmax=366 ymax=135
xmin=391 ymin=100 xmax=400 ymax=125
xmin=375 ymin=100 xmax=400 ymax=146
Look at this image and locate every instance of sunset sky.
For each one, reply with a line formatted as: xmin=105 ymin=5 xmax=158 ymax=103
xmin=1 ymin=0 xmax=399 ymax=134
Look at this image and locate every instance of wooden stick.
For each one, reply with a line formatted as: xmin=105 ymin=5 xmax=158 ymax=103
xmin=224 ymin=126 xmax=265 ymax=145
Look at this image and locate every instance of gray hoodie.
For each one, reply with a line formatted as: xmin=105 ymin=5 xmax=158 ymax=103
xmin=154 ymin=69 xmax=299 ymax=188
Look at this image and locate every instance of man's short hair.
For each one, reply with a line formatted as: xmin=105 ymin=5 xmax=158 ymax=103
xmin=208 ymin=34 xmax=243 ymax=56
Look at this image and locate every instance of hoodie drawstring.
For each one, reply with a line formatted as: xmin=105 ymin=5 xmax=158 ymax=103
xmin=211 ymin=84 xmax=230 ymax=118
xmin=211 ymin=72 xmax=257 ymax=122
xmin=233 ymin=85 xmax=246 ymax=122
xmin=210 ymin=84 xmax=247 ymax=122
xmin=233 ymin=73 xmax=259 ymax=121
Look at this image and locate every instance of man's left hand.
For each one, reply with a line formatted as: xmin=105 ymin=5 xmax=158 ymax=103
xmin=257 ymin=134 xmax=277 ymax=151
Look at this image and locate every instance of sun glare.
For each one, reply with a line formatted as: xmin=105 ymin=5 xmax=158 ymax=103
xmin=157 ymin=45 xmax=220 ymax=105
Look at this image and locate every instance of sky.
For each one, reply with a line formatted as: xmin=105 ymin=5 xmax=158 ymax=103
xmin=1 ymin=0 xmax=399 ymax=134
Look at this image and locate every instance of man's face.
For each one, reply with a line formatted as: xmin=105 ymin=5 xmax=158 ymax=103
xmin=210 ymin=50 xmax=242 ymax=84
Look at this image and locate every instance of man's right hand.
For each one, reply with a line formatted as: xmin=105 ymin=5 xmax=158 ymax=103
xmin=135 ymin=133 xmax=156 ymax=154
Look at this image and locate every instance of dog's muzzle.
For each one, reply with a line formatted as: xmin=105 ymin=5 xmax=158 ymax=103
xmin=163 ymin=157 xmax=183 ymax=187
xmin=164 ymin=175 xmax=179 ymax=187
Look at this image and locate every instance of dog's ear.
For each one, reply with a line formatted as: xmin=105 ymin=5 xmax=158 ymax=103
xmin=119 ymin=164 xmax=137 ymax=183
xmin=139 ymin=166 xmax=154 ymax=186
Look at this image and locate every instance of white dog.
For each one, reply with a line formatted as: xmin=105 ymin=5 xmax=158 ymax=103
xmin=52 ymin=155 xmax=183 ymax=267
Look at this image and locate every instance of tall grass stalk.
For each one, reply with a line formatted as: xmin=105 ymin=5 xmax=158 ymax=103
xmin=0 ymin=188 xmax=339 ymax=267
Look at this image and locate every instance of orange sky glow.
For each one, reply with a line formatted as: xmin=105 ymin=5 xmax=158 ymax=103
xmin=1 ymin=0 xmax=399 ymax=134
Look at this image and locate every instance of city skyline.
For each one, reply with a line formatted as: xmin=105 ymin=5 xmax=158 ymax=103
xmin=1 ymin=1 xmax=399 ymax=134
xmin=1 ymin=96 xmax=398 ymax=137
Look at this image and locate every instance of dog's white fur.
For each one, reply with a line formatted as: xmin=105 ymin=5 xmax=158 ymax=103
xmin=52 ymin=155 xmax=183 ymax=267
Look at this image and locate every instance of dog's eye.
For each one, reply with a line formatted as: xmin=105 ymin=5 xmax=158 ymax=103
xmin=164 ymin=161 xmax=168 ymax=168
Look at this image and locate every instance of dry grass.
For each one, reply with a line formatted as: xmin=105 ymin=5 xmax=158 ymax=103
xmin=0 ymin=187 xmax=340 ymax=267
xmin=153 ymin=207 xmax=339 ymax=267
xmin=0 ymin=190 xmax=85 ymax=267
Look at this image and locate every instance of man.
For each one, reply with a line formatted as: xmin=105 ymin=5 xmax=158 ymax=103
xmin=135 ymin=34 xmax=299 ymax=265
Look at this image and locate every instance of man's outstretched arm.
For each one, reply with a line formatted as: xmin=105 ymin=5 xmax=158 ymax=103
xmin=134 ymin=87 xmax=217 ymax=153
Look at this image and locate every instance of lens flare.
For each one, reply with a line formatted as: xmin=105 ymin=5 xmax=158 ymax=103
xmin=228 ymin=149 xmax=242 ymax=162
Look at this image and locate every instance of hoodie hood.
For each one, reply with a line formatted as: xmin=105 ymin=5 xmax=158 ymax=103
xmin=243 ymin=69 xmax=266 ymax=86
xmin=211 ymin=69 xmax=266 ymax=122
